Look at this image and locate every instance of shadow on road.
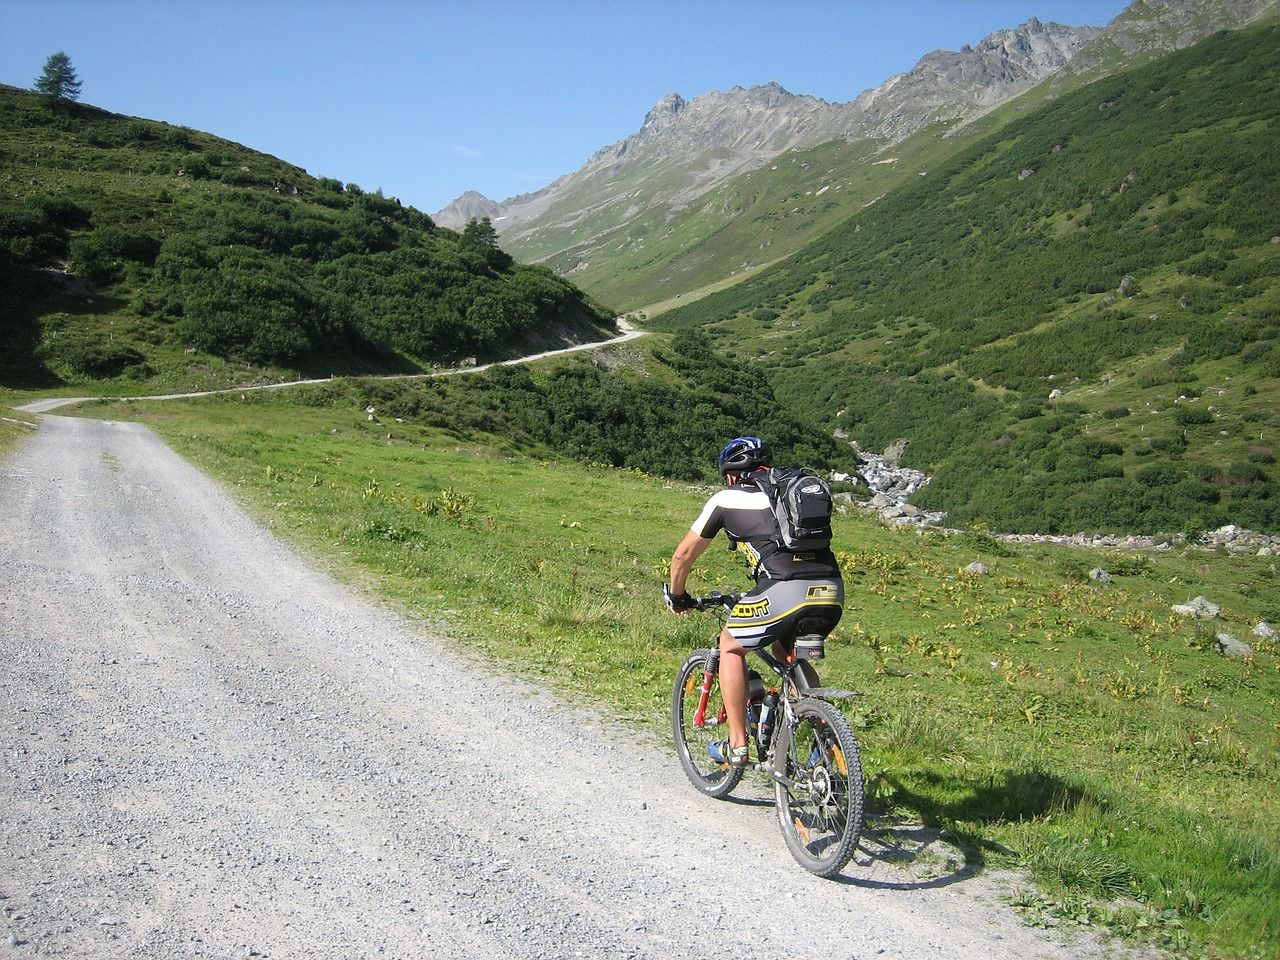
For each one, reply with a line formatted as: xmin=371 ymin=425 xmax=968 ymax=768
xmin=839 ymin=766 xmax=1084 ymax=890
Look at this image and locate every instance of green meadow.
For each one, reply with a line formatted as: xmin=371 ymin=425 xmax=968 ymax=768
xmin=43 ymin=367 xmax=1278 ymax=960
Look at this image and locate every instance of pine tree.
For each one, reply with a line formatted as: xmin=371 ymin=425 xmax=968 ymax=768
xmin=33 ymin=51 xmax=82 ymax=103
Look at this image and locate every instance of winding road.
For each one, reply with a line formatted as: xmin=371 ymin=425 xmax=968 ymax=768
xmin=15 ymin=323 xmax=649 ymax=416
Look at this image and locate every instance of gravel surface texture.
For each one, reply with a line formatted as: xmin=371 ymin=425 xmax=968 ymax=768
xmin=1 ymin=414 xmax=1128 ymax=959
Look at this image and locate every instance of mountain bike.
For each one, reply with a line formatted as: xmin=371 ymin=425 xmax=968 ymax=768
xmin=671 ymin=592 xmax=865 ymax=878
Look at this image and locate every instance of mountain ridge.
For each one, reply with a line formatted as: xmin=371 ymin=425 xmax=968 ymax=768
xmin=433 ymin=0 xmax=1277 ymax=316
xmin=433 ymin=15 xmax=1097 ymax=232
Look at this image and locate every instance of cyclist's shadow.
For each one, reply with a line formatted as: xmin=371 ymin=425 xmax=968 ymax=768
xmin=838 ymin=767 xmax=1085 ymax=890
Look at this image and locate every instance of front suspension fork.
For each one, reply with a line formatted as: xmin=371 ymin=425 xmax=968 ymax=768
xmin=692 ymin=649 xmax=721 ymax=727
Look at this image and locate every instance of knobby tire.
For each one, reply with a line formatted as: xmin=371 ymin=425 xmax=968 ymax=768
xmin=774 ymin=698 xmax=864 ymax=877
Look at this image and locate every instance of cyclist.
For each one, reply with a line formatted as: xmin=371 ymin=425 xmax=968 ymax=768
xmin=664 ymin=436 xmax=844 ymax=767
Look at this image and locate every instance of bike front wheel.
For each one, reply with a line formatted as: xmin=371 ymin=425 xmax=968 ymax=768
xmin=773 ymin=698 xmax=864 ymax=877
xmin=672 ymin=648 xmax=743 ymax=799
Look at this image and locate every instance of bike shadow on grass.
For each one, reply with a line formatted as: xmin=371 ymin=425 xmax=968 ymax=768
xmin=840 ymin=766 xmax=1085 ymax=890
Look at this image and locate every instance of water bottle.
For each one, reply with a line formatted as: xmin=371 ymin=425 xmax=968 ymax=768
xmin=757 ymin=691 xmax=778 ymax=752
xmin=746 ymin=669 xmax=764 ymax=729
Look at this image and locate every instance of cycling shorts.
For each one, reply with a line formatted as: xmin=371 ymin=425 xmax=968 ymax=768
xmin=725 ymin=578 xmax=844 ymax=651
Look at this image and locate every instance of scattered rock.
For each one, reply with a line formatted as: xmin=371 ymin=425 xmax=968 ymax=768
xmin=965 ymin=562 xmax=990 ymax=575
xmin=836 ymin=436 xmax=1279 ymax=556
xmin=881 ymin=439 xmax=910 ymax=467
xmin=1089 ymin=568 xmax=1112 ymax=583
xmin=1253 ymin=622 xmax=1277 ymax=639
xmin=1172 ymin=596 xmax=1221 ymax=619
xmin=1215 ymin=634 xmax=1253 ymax=659
xmin=1048 ymin=388 xmax=1063 ymax=400
xmin=1201 ymin=525 xmax=1280 ymax=555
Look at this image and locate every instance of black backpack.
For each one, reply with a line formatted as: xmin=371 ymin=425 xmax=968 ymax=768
xmin=755 ymin=467 xmax=834 ymax=552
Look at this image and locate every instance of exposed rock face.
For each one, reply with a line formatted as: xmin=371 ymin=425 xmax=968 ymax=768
xmin=579 ymin=82 xmax=844 ymax=206
xmin=434 ymin=1 xmax=1274 ymax=250
xmin=436 ymin=18 xmax=1099 ymax=233
xmin=432 ymin=190 xmax=504 ymax=230
xmin=838 ymin=17 xmax=1101 ymax=140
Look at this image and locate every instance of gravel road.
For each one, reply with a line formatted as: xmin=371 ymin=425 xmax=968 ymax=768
xmin=1 ymin=414 xmax=1123 ymax=959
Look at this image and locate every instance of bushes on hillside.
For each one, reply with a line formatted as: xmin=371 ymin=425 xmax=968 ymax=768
xmin=158 ymin=244 xmax=344 ymax=364
xmin=121 ymin=194 xmax=610 ymax=365
xmin=352 ymin=332 xmax=846 ymax=482
xmin=38 ymin=333 xmax=148 ymax=378
xmin=0 ymin=82 xmax=610 ymax=373
xmin=69 ymin=226 xmax=160 ymax=281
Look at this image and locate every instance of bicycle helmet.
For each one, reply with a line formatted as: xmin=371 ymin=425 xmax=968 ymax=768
xmin=717 ymin=436 xmax=772 ymax=476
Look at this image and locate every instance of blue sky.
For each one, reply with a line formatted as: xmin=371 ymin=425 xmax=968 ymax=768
xmin=3 ymin=1 xmax=1130 ymax=214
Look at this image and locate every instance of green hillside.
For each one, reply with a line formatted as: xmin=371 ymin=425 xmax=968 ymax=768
xmin=0 ymin=85 xmax=613 ymax=391
xmin=518 ymin=127 xmax=974 ymax=314
xmin=658 ymin=24 xmax=1280 ymax=536
xmin=536 ymin=2 xmax=1280 ymax=316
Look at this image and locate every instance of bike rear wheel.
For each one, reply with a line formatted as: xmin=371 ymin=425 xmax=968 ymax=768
xmin=672 ymin=648 xmax=743 ymax=798
xmin=774 ymin=698 xmax=864 ymax=877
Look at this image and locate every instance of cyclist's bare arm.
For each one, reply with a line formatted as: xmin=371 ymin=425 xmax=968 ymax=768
xmin=669 ymin=531 xmax=713 ymax=599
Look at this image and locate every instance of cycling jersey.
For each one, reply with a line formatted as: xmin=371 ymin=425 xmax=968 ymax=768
xmin=690 ymin=480 xmax=841 ymax=583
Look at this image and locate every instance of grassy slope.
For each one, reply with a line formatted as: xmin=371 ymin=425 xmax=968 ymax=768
xmin=0 ymin=410 xmax=38 ymax=456
xmin=0 ymin=85 xmax=612 ymax=393
xmin=47 ymin=365 xmax=1279 ymax=959
xmin=509 ymin=128 xmax=968 ymax=313
xmin=654 ymin=23 xmax=1280 ymax=536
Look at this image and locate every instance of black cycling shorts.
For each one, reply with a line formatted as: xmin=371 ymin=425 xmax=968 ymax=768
xmin=725 ymin=578 xmax=843 ymax=651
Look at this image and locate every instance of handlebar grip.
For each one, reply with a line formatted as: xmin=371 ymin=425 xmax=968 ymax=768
xmin=694 ymin=593 xmax=741 ymax=610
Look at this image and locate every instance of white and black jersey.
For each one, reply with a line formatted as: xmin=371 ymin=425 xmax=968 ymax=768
xmin=690 ymin=480 xmax=840 ymax=583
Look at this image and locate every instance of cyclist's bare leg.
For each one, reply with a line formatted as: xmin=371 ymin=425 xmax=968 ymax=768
xmin=718 ymin=628 xmax=749 ymax=749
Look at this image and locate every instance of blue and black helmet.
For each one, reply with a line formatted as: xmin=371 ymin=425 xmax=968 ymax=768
xmin=717 ymin=436 xmax=772 ymax=476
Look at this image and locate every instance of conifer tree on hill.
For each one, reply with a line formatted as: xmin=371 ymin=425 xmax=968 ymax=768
xmin=34 ymin=51 xmax=82 ymax=104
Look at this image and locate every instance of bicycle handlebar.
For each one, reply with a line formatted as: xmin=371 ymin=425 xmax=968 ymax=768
xmin=689 ymin=592 xmax=742 ymax=611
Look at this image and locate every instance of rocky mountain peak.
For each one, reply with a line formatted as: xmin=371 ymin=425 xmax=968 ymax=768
xmin=432 ymin=190 xmax=503 ymax=230
xmin=845 ymin=16 xmax=1103 ymax=136
xmin=433 ymin=0 xmax=1275 ymax=244
xmin=639 ymin=93 xmax=687 ymax=136
xmin=974 ymin=16 xmax=1100 ymax=72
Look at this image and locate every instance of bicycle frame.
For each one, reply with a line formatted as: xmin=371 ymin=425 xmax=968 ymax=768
xmin=686 ymin=592 xmax=855 ymax=788
xmin=671 ymin=592 xmax=866 ymax=877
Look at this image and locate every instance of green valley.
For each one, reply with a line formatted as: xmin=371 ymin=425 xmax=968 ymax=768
xmin=658 ymin=23 xmax=1280 ymax=536
xmin=67 ymin=363 xmax=1280 ymax=959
